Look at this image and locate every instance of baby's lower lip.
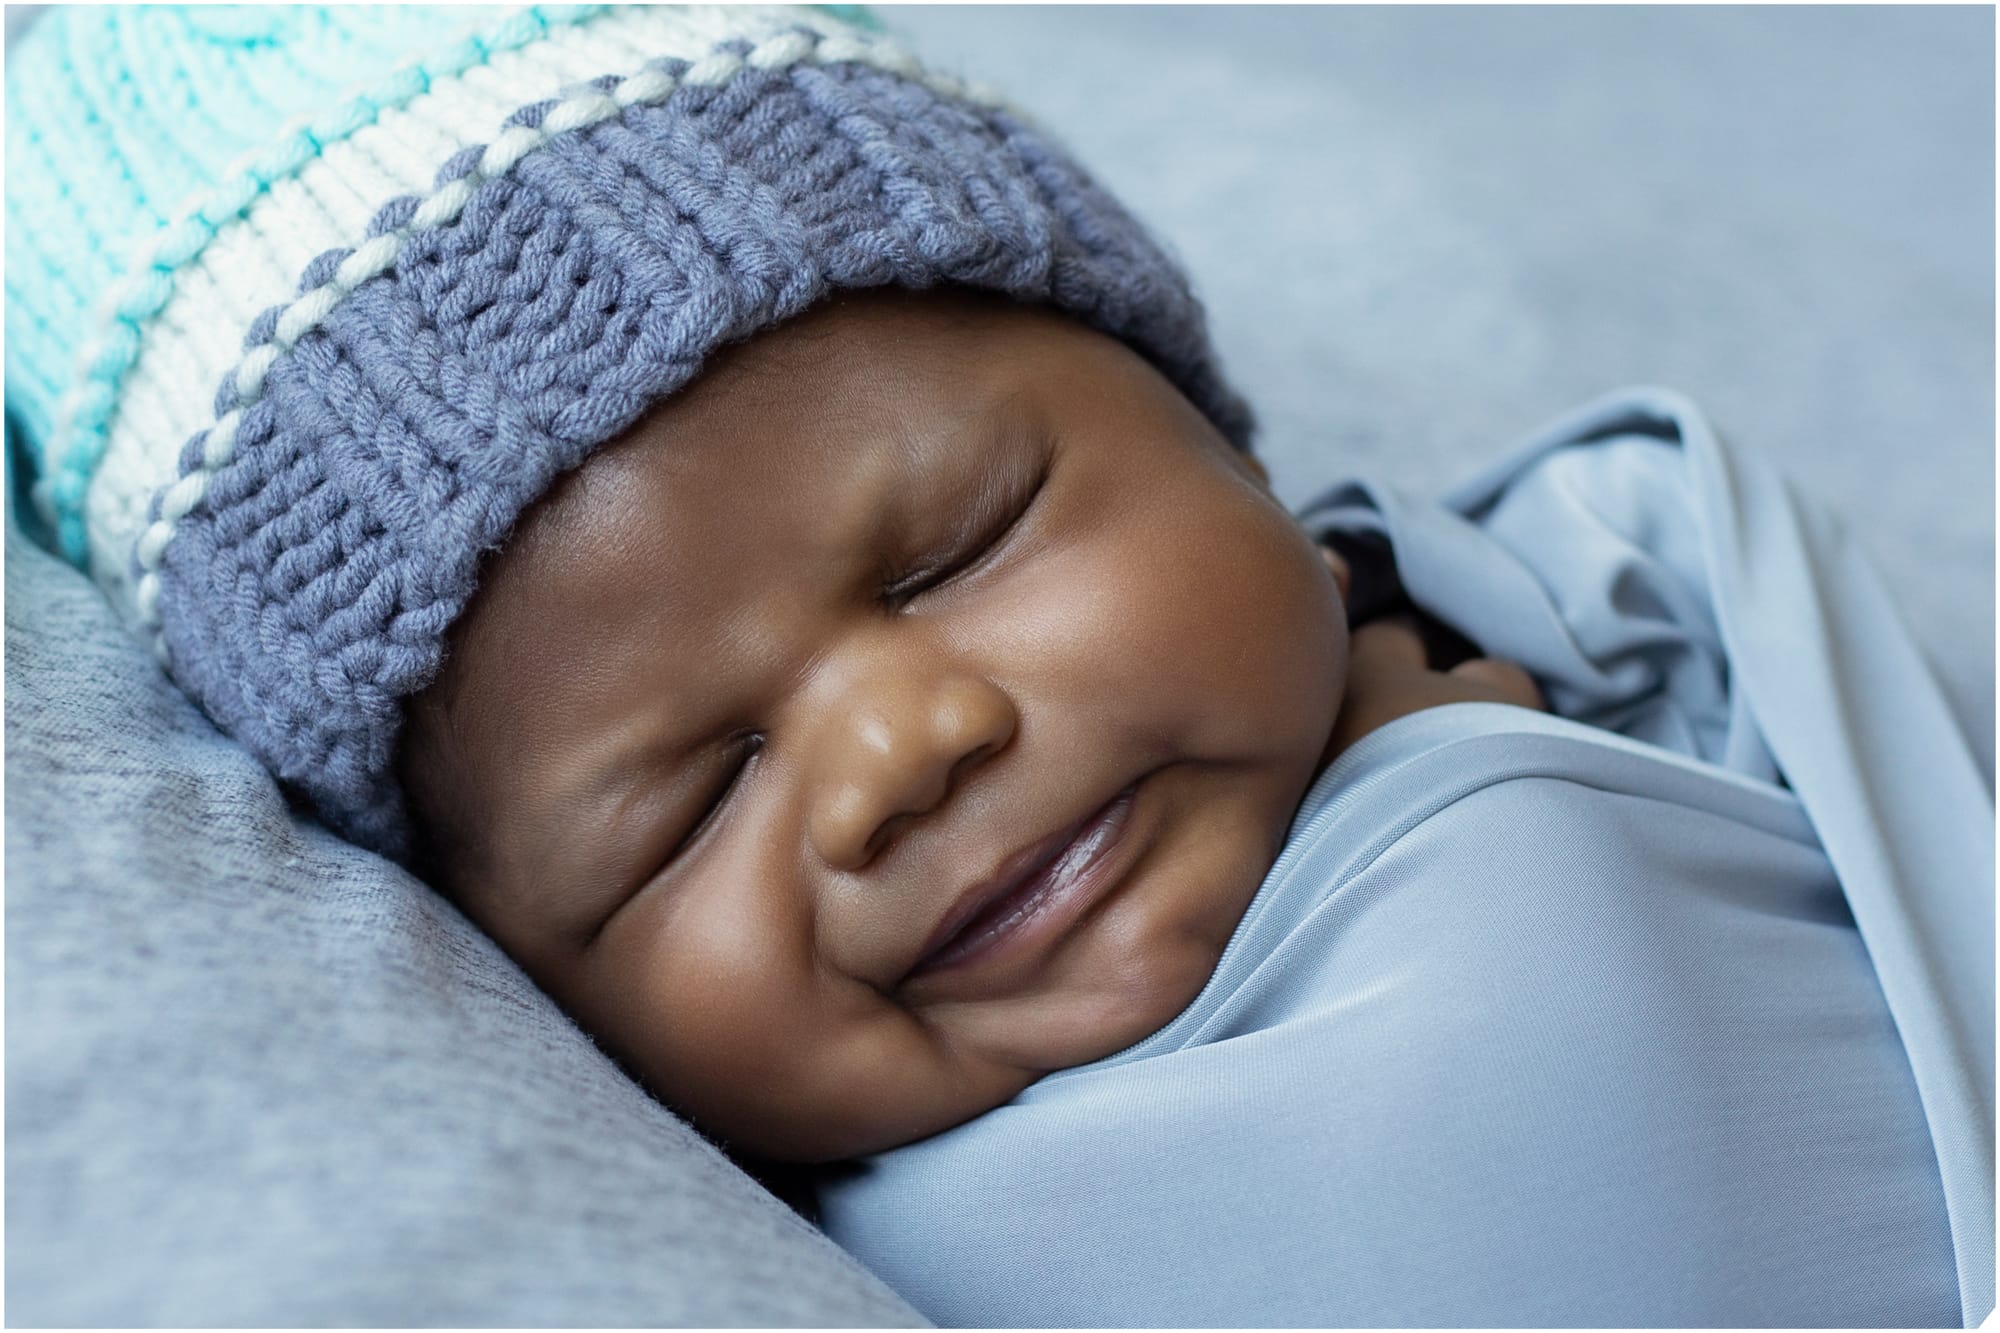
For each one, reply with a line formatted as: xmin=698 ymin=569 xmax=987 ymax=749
xmin=906 ymin=785 xmax=1139 ymax=984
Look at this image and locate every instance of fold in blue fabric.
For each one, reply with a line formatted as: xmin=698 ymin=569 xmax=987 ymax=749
xmin=815 ymin=387 xmax=1993 ymax=1327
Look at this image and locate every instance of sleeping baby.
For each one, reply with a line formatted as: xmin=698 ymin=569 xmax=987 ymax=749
xmin=11 ymin=4 xmax=1987 ymax=1326
xmin=391 ymin=282 xmax=1548 ymax=1168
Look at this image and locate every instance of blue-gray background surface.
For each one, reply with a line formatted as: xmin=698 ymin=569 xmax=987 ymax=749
xmin=880 ymin=5 xmax=1996 ymax=782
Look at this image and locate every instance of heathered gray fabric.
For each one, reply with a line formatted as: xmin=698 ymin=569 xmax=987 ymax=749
xmin=149 ymin=23 xmax=1250 ymax=864
xmin=5 ymin=479 xmax=926 ymax=1327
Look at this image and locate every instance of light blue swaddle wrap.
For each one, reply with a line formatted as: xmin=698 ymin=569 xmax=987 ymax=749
xmin=814 ymin=387 xmax=1995 ymax=1327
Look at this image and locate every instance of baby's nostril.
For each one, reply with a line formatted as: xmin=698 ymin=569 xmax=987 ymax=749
xmin=948 ymin=743 xmax=995 ymax=791
xmin=862 ymin=816 xmax=902 ymax=866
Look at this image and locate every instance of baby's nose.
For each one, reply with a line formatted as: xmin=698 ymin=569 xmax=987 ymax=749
xmin=807 ymin=673 xmax=1017 ymax=872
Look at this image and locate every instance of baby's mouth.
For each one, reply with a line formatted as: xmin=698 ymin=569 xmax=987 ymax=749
xmin=904 ymin=784 xmax=1139 ymax=983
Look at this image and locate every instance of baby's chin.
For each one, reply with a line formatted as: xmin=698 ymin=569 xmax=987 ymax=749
xmin=906 ymin=776 xmax=1286 ymax=1103
xmin=936 ymin=937 xmax=1229 ymax=1078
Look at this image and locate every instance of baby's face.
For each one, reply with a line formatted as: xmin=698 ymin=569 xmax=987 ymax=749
xmin=400 ymin=288 xmax=1348 ymax=1162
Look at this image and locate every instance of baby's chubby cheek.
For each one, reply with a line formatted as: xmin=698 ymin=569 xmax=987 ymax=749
xmin=913 ymin=483 xmax=1347 ymax=1045
xmin=1124 ymin=479 xmax=1349 ymax=785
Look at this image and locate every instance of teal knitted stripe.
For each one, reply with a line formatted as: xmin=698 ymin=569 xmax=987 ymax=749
xmin=816 ymin=5 xmax=886 ymax=32
xmin=8 ymin=6 xmax=523 ymax=476
xmin=10 ymin=4 xmax=610 ymax=565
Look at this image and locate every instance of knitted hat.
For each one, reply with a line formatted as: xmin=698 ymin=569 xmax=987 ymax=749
xmin=4 ymin=4 xmax=1255 ymax=862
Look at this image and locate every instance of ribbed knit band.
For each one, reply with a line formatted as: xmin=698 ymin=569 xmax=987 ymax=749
xmin=29 ymin=6 xmax=1253 ymax=862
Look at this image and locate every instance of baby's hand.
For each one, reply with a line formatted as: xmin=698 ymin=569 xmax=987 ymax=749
xmin=1314 ymin=541 xmax=1545 ymax=756
xmin=1323 ymin=538 xmax=1546 ymax=756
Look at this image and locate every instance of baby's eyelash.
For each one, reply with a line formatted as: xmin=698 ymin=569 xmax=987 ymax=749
xmin=668 ymin=732 xmax=762 ymax=861
xmin=884 ymin=463 xmax=1048 ymax=604
xmin=586 ymin=732 xmax=761 ymax=949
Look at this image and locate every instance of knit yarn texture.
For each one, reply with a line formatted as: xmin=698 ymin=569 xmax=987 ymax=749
xmin=7 ymin=5 xmax=1254 ymax=862
xmin=5 ymin=4 xmax=531 ymax=565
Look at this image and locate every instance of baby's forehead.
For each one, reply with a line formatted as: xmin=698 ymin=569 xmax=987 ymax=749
xmin=508 ymin=302 xmax=1061 ymax=557
xmin=661 ymin=286 xmax=1035 ymax=399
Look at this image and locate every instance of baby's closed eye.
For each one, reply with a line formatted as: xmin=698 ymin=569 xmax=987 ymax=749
xmin=880 ymin=455 xmax=1050 ymax=607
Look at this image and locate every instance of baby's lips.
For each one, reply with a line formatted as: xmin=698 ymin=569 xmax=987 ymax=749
xmin=899 ymin=780 xmax=1142 ymax=991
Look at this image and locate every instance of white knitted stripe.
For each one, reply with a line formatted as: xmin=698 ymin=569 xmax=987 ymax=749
xmin=87 ymin=3 xmax=831 ymax=623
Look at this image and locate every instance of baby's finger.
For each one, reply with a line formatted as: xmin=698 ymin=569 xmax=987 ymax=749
xmin=1348 ymin=615 xmax=1429 ymax=670
xmin=1317 ymin=544 xmax=1352 ymax=601
xmin=1448 ymin=657 xmax=1547 ymax=711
